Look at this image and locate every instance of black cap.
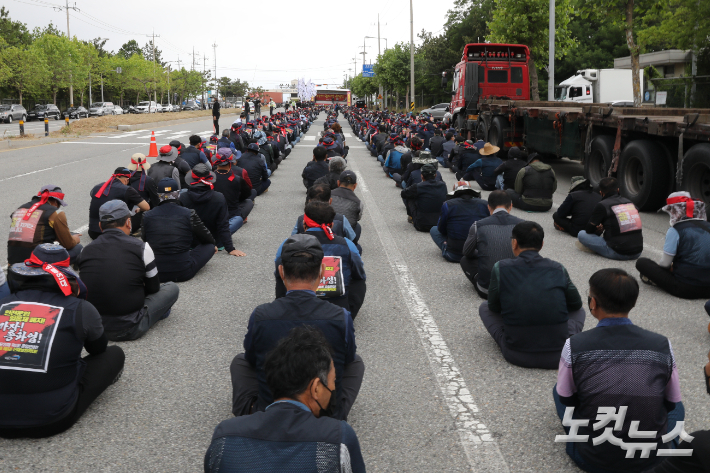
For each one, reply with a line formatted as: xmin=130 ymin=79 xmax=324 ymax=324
xmin=157 ymin=177 xmax=179 ymax=193
xmin=339 ymin=170 xmax=357 ymax=185
xmin=114 ymin=166 xmax=131 ymax=176
xmin=421 ymin=163 xmax=437 ymax=177
xmin=281 ymin=234 xmax=324 ymax=263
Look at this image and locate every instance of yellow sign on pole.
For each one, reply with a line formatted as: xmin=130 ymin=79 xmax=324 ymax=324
xmin=378 ymin=94 xmax=382 ymax=99
xmin=410 ymin=101 xmax=415 ymax=111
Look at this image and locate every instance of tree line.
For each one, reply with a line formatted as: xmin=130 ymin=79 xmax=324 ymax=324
xmin=347 ymin=0 xmax=709 ymax=109
xmin=0 ymin=7 xmax=254 ymax=109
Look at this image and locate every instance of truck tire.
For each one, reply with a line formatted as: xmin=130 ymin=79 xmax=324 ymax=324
xmin=680 ymin=143 xmax=710 ymax=205
xmin=488 ymin=116 xmax=509 ymax=155
xmin=584 ymin=135 xmax=614 ymax=188
xmin=618 ymin=140 xmax=669 ymax=211
xmin=476 ymin=120 xmax=487 ymax=141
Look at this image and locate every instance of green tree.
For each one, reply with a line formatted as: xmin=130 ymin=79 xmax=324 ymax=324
xmin=142 ymin=40 xmax=164 ymax=65
xmin=488 ymin=0 xmax=577 ymax=100
xmin=3 ymin=45 xmax=48 ymax=104
xmin=373 ymin=42 xmax=412 ymax=108
xmin=33 ymin=34 xmax=79 ymax=104
xmin=0 ymin=7 xmax=31 ymax=47
xmin=117 ymin=40 xmax=142 ymax=59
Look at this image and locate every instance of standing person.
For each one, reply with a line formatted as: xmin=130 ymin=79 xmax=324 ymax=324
xmin=554 ymin=268 xmax=684 ymax=473
xmin=88 ymin=167 xmax=150 ymax=240
xmin=78 ymin=200 xmax=180 ymax=341
xmin=179 ymin=163 xmax=246 ymax=256
xmin=0 ymin=244 xmax=125 ymax=438
xmin=460 ymin=190 xmax=524 ymax=299
xmin=636 ymin=191 xmax=710 ymax=299
xmin=142 ymin=178 xmax=216 ymax=283
xmin=7 ymin=185 xmax=82 ymax=265
xmin=481 ymin=221 xmax=585 ymax=369
xmin=552 ymin=177 xmax=601 ymax=237
xmin=127 ymin=153 xmax=159 ymax=233
xmin=212 ymin=99 xmax=221 ymax=135
xmin=576 ymin=177 xmax=643 ymax=260
xmin=209 ymin=326 xmax=365 ymax=473
xmin=269 ymin=99 xmax=275 ymax=116
xmin=506 ymin=152 xmax=556 ymax=212
xmin=401 ymin=164 xmax=448 ymax=232
xmin=493 ymin=146 xmax=527 ymax=190
xmin=244 ymin=100 xmax=251 ymax=122
xmin=430 ymin=182 xmax=490 ymax=263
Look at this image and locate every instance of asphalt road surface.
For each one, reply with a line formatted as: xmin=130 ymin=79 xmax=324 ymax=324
xmin=0 ymin=113 xmax=708 ymax=472
xmin=0 ymin=116 xmax=79 ymax=138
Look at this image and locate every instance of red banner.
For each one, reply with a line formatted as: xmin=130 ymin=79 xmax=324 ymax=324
xmin=316 ymin=94 xmax=347 ymax=103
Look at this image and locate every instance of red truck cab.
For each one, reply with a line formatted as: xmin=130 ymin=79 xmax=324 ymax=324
xmin=449 ymin=44 xmax=530 ymax=126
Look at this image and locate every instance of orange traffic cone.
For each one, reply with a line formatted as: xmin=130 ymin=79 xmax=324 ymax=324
xmin=147 ymin=131 xmax=159 ymax=157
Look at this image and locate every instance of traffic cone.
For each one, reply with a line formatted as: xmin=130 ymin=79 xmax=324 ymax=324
xmin=147 ymin=131 xmax=159 ymax=157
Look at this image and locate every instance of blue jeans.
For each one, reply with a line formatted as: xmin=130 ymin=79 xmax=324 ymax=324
xmin=495 ymin=174 xmax=505 ymax=190
xmin=229 ymin=215 xmax=244 ymax=234
xmin=377 ymin=155 xmax=384 ymax=163
xmin=430 ymin=226 xmax=462 ymax=262
xmin=0 ymin=282 xmax=10 ymax=300
xmin=552 ymin=385 xmax=684 ymax=473
xmin=577 ymin=231 xmax=642 ymax=261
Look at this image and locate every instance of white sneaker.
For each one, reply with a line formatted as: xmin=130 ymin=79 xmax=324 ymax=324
xmin=575 ymin=241 xmax=595 ymax=254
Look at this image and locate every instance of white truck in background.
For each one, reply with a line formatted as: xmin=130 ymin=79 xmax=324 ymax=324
xmin=554 ymin=68 xmax=643 ymax=105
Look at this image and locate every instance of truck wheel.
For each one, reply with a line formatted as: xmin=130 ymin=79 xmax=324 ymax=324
xmin=618 ymin=140 xmax=669 ymax=211
xmin=488 ymin=116 xmax=509 ymax=155
xmin=584 ymin=135 xmax=614 ymax=188
xmin=680 ymin=143 xmax=710 ymax=205
xmin=476 ymin=120 xmax=487 ymax=141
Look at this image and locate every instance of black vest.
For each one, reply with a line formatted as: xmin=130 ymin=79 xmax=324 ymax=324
xmin=88 ymin=180 xmax=132 ymax=234
xmin=142 ymin=202 xmax=194 ymax=273
xmin=599 ymin=193 xmax=644 ymax=255
xmin=7 ymin=201 xmax=58 ymax=265
xmin=0 ymin=289 xmax=84 ymax=427
xmin=672 ymin=220 xmax=710 ymax=286
xmin=148 ymin=161 xmax=177 ymax=186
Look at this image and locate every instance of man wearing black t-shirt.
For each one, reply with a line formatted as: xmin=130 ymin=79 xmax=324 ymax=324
xmin=213 ymin=149 xmax=253 ymax=231
xmin=88 ymin=167 xmax=150 ymax=240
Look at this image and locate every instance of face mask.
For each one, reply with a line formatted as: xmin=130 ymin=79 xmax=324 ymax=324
xmin=313 ymin=378 xmax=335 ymax=417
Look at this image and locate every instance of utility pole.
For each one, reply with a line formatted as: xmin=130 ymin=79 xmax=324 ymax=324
xmin=378 ymin=14 xmax=383 ymax=110
xmin=212 ymin=42 xmax=218 ymax=103
xmin=55 ymin=1 xmax=79 ymax=106
xmin=192 ymin=46 xmax=196 ymax=71
xmin=146 ymin=29 xmax=160 ymax=111
xmin=410 ymin=0 xmax=415 ymax=112
xmin=548 ymin=0 xmax=555 ymax=101
xmin=203 ymin=55 xmax=209 ymax=109
xmin=353 ymin=57 xmax=357 ymax=79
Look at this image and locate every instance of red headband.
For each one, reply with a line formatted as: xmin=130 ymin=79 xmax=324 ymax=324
xmin=303 ymin=214 xmax=334 ymax=240
xmin=189 ymin=171 xmax=214 ymax=189
xmin=25 ymin=253 xmax=72 ymax=296
xmin=23 ymin=190 xmax=65 ymax=221
xmin=95 ymin=173 xmax=130 ymax=198
xmin=667 ymin=195 xmax=696 ymax=218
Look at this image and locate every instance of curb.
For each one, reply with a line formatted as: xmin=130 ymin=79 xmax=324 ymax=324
xmin=113 ymin=112 xmax=239 ymax=132
xmin=0 ymin=137 xmax=69 ymax=150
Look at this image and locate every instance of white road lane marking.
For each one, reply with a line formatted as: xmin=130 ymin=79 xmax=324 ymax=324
xmin=72 ymin=224 xmax=89 ymax=234
xmin=343 ymin=132 xmax=352 ymax=137
xmin=302 ymin=136 xmax=316 ymax=141
xmin=61 ymin=142 xmax=155 ymax=145
xmin=351 ymin=161 xmax=510 ymax=473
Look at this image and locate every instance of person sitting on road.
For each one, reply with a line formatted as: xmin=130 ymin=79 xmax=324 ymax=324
xmin=142 ymin=178 xmax=216 ymax=283
xmin=460 ymin=190 xmax=524 ymax=299
xmin=431 ymin=181 xmax=490 ymax=263
xmin=461 ymin=142 xmax=503 ymax=191
xmin=440 ymin=132 xmax=456 ymax=168
xmin=330 ymin=170 xmax=363 ymax=241
xmin=279 ymin=202 xmax=366 ymax=318
xmin=314 ymin=156 xmax=347 ymax=190
xmin=493 ymin=146 xmax=527 ymax=190
xmin=453 ymin=140 xmax=483 ymax=179
xmin=554 ymin=268 xmax=683 ymax=473
xmin=291 ymin=184 xmax=359 ymax=247
xmin=506 ymin=152 xmax=557 ymax=212
xmin=127 ymin=153 xmax=159 ymax=233
xmin=552 ymin=177 xmax=601 ymax=237
xmin=181 ymin=135 xmax=210 ymax=168
xmin=148 ymin=146 xmax=182 ymax=190
xmin=210 ymin=325 xmax=365 ymax=472
xmin=0 ymin=244 xmax=125 ymax=439
xmin=647 ymin=348 xmax=710 ymax=473
xmin=636 ymin=191 xmax=710 ymax=299
xmin=481 ymin=221 xmax=585 ymax=369
xmin=399 ymin=150 xmax=445 ymax=190
xmin=429 ymin=128 xmax=446 ymax=163
xmin=448 ymin=135 xmax=467 ymax=171
xmin=8 ymin=185 xmax=82 ymax=265
xmin=576 ymin=177 xmax=643 ymax=260
xmin=179 ymin=163 xmax=246 ymax=257
xmin=238 ymin=143 xmax=271 ymax=197
xmin=385 ymin=136 xmax=419 ymax=181
xmin=78 ymin=200 xmax=180 ymax=341
xmin=302 ymin=146 xmax=330 ymax=189
xmin=367 ymin=124 xmax=387 ymax=157
xmin=88 ymin=167 xmax=150 ymax=240
xmin=401 ymin=164 xmax=449 ymax=232
xmin=213 ymin=149 xmax=253 ymax=234
xmin=231 ymin=235 xmax=365 ymax=420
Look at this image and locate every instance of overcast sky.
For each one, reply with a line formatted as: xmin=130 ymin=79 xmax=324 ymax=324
xmin=7 ymin=0 xmax=455 ymax=89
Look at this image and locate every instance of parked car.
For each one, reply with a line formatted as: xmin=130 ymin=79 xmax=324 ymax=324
xmin=135 ymin=101 xmax=158 ymax=113
xmin=0 ymin=104 xmax=27 ymax=123
xmin=161 ymin=104 xmax=174 ymax=112
xmin=62 ymin=106 xmax=89 ymax=119
xmin=182 ymin=101 xmax=199 ymax=111
xmin=88 ymin=102 xmax=115 ymax=116
xmin=28 ymin=104 xmax=61 ymax=121
xmin=113 ymin=105 xmax=124 ymax=115
xmin=420 ymin=103 xmax=450 ymax=119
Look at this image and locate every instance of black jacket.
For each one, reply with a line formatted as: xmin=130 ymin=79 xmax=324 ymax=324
xmin=239 ymin=151 xmax=269 ymax=189
xmin=302 ymin=161 xmax=329 ymax=189
xmin=429 ymin=135 xmax=446 ymax=158
xmin=494 ymin=159 xmax=526 ymax=190
xmin=556 ymin=190 xmax=602 ymax=235
xmin=180 ymin=187 xmax=234 ymax=252
xmin=585 ymin=192 xmax=643 ymax=255
xmin=401 ymin=179 xmax=448 ymax=231
xmin=214 ymin=168 xmax=252 ymax=218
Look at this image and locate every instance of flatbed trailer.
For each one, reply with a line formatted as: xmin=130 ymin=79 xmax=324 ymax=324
xmin=469 ymin=99 xmax=710 ymax=210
